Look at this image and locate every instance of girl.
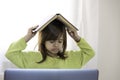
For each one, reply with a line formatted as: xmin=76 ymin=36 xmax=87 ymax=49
xmin=5 ymin=19 xmax=95 ymax=68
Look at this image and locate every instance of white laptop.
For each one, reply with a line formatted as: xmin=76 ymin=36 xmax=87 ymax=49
xmin=4 ymin=69 xmax=99 ymax=80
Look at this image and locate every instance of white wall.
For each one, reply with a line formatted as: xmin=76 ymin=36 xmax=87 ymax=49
xmin=98 ymin=0 xmax=120 ymax=80
xmin=0 ymin=0 xmax=77 ymax=79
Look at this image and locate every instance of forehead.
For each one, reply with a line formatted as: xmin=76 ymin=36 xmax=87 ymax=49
xmin=56 ymin=34 xmax=64 ymax=40
xmin=44 ymin=31 xmax=65 ymax=41
xmin=48 ymin=34 xmax=63 ymax=41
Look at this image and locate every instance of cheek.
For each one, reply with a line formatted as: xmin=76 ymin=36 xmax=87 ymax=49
xmin=57 ymin=43 xmax=63 ymax=50
xmin=45 ymin=42 xmax=52 ymax=50
xmin=59 ymin=43 xmax=63 ymax=47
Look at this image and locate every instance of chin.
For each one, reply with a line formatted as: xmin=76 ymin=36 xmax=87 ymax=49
xmin=51 ymin=51 xmax=59 ymax=54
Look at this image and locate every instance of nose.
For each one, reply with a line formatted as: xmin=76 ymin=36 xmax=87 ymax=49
xmin=54 ymin=42 xmax=59 ymax=47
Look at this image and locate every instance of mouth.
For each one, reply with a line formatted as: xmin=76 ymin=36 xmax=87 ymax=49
xmin=51 ymin=48 xmax=60 ymax=53
xmin=51 ymin=48 xmax=59 ymax=51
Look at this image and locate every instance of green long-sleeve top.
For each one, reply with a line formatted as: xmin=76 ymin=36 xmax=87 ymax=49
xmin=5 ymin=38 xmax=95 ymax=69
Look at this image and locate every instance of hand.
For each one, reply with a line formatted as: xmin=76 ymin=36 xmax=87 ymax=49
xmin=67 ymin=28 xmax=81 ymax=42
xmin=24 ymin=25 xmax=39 ymax=42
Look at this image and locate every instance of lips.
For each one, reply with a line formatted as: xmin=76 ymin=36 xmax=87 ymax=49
xmin=51 ymin=48 xmax=59 ymax=52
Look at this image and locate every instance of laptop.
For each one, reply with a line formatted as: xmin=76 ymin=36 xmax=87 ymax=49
xmin=4 ymin=69 xmax=99 ymax=80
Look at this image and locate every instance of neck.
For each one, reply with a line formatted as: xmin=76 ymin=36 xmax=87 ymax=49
xmin=47 ymin=51 xmax=58 ymax=58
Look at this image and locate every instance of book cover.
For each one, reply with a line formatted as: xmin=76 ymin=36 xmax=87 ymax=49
xmin=33 ymin=13 xmax=78 ymax=32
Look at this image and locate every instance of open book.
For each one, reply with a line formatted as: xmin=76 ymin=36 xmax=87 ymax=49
xmin=33 ymin=13 xmax=78 ymax=32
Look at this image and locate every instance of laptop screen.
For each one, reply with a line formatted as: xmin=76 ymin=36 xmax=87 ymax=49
xmin=4 ymin=69 xmax=99 ymax=80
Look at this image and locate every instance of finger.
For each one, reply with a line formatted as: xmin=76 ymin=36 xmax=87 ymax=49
xmin=67 ymin=29 xmax=72 ymax=33
xmin=35 ymin=25 xmax=39 ymax=28
xmin=68 ymin=30 xmax=74 ymax=34
xmin=32 ymin=25 xmax=39 ymax=30
xmin=70 ymin=32 xmax=74 ymax=37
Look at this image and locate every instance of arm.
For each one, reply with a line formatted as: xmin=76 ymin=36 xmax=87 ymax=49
xmin=67 ymin=28 xmax=95 ymax=67
xmin=77 ymin=38 xmax=95 ymax=66
xmin=5 ymin=25 xmax=40 ymax=68
xmin=5 ymin=38 xmax=28 ymax=68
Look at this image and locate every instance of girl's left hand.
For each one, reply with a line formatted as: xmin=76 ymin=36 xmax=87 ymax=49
xmin=67 ymin=28 xmax=81 ymax=42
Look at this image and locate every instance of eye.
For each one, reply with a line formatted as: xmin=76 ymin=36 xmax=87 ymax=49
xmin=58 ymin=40 xmax=63 ymax=43
xmin=49 ymin=40 xmax=55 ymax=43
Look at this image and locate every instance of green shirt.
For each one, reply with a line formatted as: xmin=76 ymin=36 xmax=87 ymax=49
xmin=5 ymin=38 xmax=95 ymax=69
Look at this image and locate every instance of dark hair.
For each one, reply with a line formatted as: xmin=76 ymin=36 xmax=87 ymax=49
xmin=37 ymin=19 xmax=67 ymax=63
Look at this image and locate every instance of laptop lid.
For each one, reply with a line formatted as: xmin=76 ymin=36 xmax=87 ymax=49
xmin=4 ymin=69 xmax=99 ymax=80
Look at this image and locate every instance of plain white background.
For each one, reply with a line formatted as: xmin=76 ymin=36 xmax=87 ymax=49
xmin=98 ymin=0 xmax=120 ymax=80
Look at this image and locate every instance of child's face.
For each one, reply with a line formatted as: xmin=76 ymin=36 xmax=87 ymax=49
xmin=45 ymin=35 xmax=63 ymax=56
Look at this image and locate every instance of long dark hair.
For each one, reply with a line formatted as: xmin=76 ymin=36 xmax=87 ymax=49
xmin=37 ymin=19 xmax=67 ymax=63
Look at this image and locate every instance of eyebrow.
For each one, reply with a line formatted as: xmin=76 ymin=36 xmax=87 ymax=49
xmin=57 ymin=35 xmax=63 ymax=40
xmin=59 ymin=39 xmax=63 ymax=40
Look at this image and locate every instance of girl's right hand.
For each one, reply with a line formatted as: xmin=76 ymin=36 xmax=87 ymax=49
xmin=24 ymin=25 xmax=39 ymax=42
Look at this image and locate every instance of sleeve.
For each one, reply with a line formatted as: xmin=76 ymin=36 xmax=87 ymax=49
xmin=5 ymin=37 xmax=41 ymax=68
xmin=67 ymin=38 xmax=95 ymax=67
